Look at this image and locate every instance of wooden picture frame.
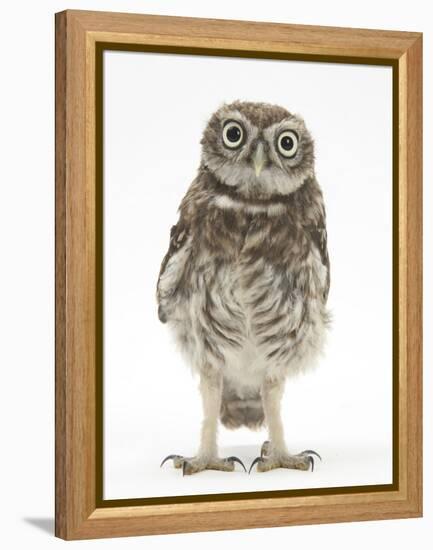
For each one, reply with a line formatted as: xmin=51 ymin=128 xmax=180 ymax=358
xmin=55 ymin=9 xmax=422 ymax=540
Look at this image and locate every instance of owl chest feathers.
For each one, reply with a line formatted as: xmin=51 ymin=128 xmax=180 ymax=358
xmin=192 ymin=204 xmax=324 ymax=326
xmin=165 ymin=199 xmax=328 ymax=383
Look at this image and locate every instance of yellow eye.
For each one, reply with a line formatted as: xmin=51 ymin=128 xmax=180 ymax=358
xmin=222 ymin=121 xmax=244 ymax=149
xmin=277 ymin=130 xmax=299 ymax=158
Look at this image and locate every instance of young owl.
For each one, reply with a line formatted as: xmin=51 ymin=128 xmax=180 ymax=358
xmin=158 ymin=101 xmax=330 ymax=475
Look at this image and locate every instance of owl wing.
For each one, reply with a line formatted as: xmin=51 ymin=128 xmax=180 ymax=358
xmin=156 ymin=218 xmax=191 ymax=323
xmin=308 ymin=223 xmax=330 ymax=302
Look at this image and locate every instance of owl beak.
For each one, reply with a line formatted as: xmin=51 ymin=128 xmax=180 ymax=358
xmin=253 ymin=142 xmax=266 ymax=177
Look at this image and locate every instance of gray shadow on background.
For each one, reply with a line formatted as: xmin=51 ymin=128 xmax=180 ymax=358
xmin=23 ymin=517 xmax=54 ymax=535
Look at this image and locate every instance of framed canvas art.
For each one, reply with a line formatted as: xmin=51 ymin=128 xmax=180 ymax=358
xmin=55 ymin=10 xmax=422 ymax=540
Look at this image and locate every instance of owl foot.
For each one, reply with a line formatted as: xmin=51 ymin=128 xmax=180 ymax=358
xmin=249 ymin=449 xmax=321 ymax=473
xmin=160 ymin=454 xmax=246 ymax=475
xmin=260 ymin=440 xmax=271 ymax=458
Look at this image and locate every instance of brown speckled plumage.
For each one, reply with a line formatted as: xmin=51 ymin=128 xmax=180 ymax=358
xmin=157 ymin=101 xmax=330 ymax=474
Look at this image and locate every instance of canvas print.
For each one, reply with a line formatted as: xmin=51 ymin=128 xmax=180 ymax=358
xmin=103 ymin=52 xmax=392 ymax=500
xmin=157 ymin=101 xmax=329 ymax=475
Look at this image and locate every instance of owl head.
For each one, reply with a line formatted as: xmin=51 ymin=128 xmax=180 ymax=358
xmin=200 ymin=101 xmax=315 ymax=200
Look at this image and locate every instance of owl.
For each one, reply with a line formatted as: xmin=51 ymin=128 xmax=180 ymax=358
xmin=158 ymin=101 xmax=330 ymax=475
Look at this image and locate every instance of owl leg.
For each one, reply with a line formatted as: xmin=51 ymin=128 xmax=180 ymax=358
xmin=161 ymin=370 xmax=246 ymax=475
xmin=249 ymin=379 xmax=321 ymax=473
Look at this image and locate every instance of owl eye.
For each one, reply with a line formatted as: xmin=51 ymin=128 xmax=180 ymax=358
xmin=222 ymin=120 xmax=244 ymax=149
xmin=277 ymin=130 xmax=299 ymax=158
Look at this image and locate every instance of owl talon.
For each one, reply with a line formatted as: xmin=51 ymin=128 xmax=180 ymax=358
xmin=227 ymin=456 xmax=247 ymax=472
xmin=160 ymin=454 xmax=183 ymax=468
xmin=301 ymin=449 xmax=322 ymax=462
xmin=249 ymin=456 xmax=264 ymax=474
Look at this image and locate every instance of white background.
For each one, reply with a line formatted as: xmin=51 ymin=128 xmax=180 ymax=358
xmin=0 ymin=0 xmax=430 ymax=548
xmin=104 ymin=52 xmax=392 ymax=499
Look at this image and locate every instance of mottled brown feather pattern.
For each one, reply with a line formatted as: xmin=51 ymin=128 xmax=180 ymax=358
xmin=157 ymin=101 xmax=330 ymax=430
